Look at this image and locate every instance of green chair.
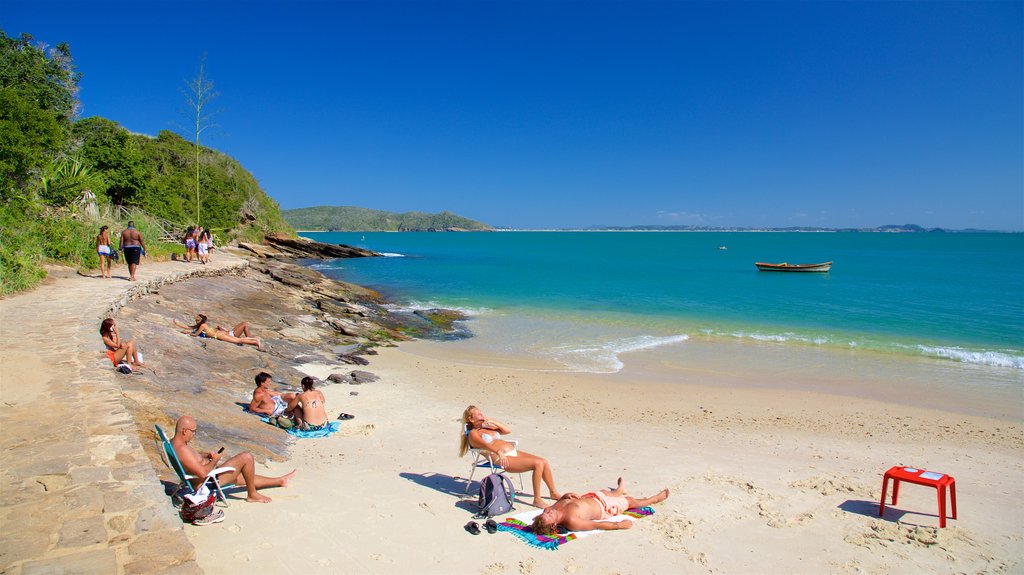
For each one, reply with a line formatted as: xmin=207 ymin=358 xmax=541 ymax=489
xmin=155 ymin=424 xmax=235 ymax=507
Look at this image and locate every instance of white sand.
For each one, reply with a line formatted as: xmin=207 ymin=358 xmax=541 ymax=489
xmin=190 ymin=340 xmax=1023 ymax=574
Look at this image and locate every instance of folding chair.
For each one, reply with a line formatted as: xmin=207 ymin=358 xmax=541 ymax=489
xmin=462 ymin=425 xmax=525 ymax=494
xmin=155 ymin=424 xmax=235 ymax=507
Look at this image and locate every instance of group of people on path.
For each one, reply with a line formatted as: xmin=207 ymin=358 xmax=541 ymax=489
xmin=95 ymin=221 xmax=146 ymax=281
xmin=94 ymin=221 xmax=215 ymax=282
xmin=460 ymin=405 xmax=669 ymax=534
xmin=182 ymin=226 xmax=213 ymax=264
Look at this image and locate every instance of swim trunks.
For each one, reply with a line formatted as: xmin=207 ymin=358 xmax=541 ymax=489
xmin=271 ymin=395 xmax=288 ymax=417
xmin=97 ymin=245 xmax=111 ymax=255
xmin=123 ymin=246 xmax=142 ymax=265
xmin=582 ymin=491 xmax=629 ymax=519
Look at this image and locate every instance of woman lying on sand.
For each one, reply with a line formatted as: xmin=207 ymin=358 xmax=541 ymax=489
xmin=173 ymin=314 xmax=262 ymax=349
xmin=100 ymin=318 xmax=144 ymax=367
xmin=460 ymin=405 xmax=560 ymax=508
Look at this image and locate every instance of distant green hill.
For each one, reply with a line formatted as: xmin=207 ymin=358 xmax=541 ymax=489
xmin=283 ymin=206 xmax=493 ymax=232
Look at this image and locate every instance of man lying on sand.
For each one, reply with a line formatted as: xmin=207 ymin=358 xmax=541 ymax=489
xmin=171 ymin=415 xmax=296 ymax=503
xmin=531 ymin=478 xmax=669 ymax=535
xmin=249 ymin=372 xmax=295 ymax=417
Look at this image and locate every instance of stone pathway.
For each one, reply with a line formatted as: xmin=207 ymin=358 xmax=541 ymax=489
xmin=0 ymin=253 xmax=249 ymax=575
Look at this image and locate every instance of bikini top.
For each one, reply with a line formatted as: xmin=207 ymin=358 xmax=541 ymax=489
xmin=479 ymin=430 xmax=502 ymax=444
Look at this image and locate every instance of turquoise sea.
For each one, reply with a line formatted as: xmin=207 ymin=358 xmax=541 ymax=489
xmin=302 ymin=231 xmax=1022 ymax=412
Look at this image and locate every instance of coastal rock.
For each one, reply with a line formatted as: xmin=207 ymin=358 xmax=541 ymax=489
xmin=114 ymin=258 xmax=468 ymax=465
xmin=264 ymin=234 xmax=379 ymax=259
xmin=350 ymin=368 xmax=378 ymax=382
xmin=338 ymin=354 xmax=370 ymax=366
xmin=327 ymin=373 xmax=353 ymax=384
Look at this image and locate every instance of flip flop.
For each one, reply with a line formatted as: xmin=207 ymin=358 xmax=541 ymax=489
xmin=337 ymin=413 xmax=355 ymax=420
xmin=464 ymin=521 xmax=480 ymax=535
xmin=484 ymin=519 xmax=498 ymax=534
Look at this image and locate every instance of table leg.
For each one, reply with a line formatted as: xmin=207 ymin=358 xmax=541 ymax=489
xmin=949 ymin=479 xmax=957 ymax=520
xmin=938 ymin=485 xmax=947 ymax=528
xmin=891 ymin=478 xmax=901 ymax=505
xmin=879 ymin=475 xmax=890 ymax=517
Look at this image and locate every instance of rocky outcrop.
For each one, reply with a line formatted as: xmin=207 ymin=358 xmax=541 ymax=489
xmin=115 ymin=257 xmax=468 ymax=465
xmin=238 ymin=234 xmax=379 ymax=260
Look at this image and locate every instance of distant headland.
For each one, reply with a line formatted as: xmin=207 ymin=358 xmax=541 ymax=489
xmin=283 ymin=206 xmax=493 ymax=232
xmin=498 ymin=223 xmax=1011 ymax=233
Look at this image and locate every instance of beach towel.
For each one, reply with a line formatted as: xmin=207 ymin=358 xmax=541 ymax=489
xmin=496 ymin=506 xmax=656 ymax=550
xmin=259 ymin=416 xmax=341 ymax=438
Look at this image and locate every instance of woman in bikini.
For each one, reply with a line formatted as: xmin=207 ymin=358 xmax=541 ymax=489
xmin=96 ymin=225 xmax=113 ymax=279
xmin=460 ymin=405 xmax=561 ymax=508
xmin=182 ymin=227 xmax=197 ymax=262
xmin=173 ymin=314 xmax=262 ymax=349
xmin=284 ymin=376 xmax=329 ymax=431
xmin=100 ymin=318 xmax=144 ymax=367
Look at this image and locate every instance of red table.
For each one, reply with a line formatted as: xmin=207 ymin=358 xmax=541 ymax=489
xmin=878 ymin=466 xmax=957 ymax=527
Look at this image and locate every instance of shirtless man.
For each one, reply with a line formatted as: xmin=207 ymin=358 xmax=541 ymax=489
xmin=248 ymin=372 xmax=296 ymax=418
xmin=531 ymin=478 xmax=669 ymax=535
xmin=287 ymin=376 xmax=329 ymax=431
xmin=170 ymin=415 xmax=296 ymax=503
xmin=119 ymin=221 xmax=146 ymax=281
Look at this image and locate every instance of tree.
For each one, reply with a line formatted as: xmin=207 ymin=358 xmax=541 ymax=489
xmin=182 ymin=54 xmax=219 ymax=225
xmin=71 ymin=117 xmax=150 ymax=205
xmin=0 ymin=31 xmax=81 ymax=199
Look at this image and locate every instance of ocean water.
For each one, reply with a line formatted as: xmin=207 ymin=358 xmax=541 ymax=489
xmin=302 ymin=231 xmax=1024 ymax=388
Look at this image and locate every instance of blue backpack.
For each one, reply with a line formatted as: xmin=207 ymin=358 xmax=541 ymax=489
xmin=475 ymin=473 xmax=516 ymax=518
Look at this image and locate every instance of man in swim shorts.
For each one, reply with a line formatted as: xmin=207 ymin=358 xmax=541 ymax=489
xmin=249 ymin=372 xmax=297 ymax=417
xmin=531 ymin=478 xmax=669 ymax=535
xmin=119 ymin=221 xmax=147 ymax=281
xmin=171 ymin=415 xmax=296 ymax=503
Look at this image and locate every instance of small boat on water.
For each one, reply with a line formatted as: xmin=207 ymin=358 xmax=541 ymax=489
xmin=755 ymin=261 xmax=832 ymax=273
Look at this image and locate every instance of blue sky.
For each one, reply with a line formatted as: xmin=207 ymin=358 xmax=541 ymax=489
xmin=6 ymin=1 xmax=1022 ymax=230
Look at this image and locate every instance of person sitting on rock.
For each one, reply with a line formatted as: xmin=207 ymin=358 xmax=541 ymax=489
xmin=281 ymin=376 xmax=330 ymax=431
xmin=172 ymin=314 xmax=262 ymax=349
xmin=171 ymin=415 xmax=296 ymax=503
xmin=248 ymin=372 xmax=296 ymax=418
xmin=531 ymin=478 xmax=669 ymax=535
xmin=100 ymin=318 xmax=144 ymax=368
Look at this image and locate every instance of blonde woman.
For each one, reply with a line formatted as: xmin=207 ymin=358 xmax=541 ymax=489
xmin=460 ymin=405 xmax=560 ymax=508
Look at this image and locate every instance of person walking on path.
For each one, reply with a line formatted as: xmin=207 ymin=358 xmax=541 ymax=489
xmin=119 ymin=221 xmax=147 ymax=281
xmin=95 ymin=225 xmax=113 ymax=279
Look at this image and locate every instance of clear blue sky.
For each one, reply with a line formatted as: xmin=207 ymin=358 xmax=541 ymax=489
xmin=6 ymin=1 xmax=1022 ymax=230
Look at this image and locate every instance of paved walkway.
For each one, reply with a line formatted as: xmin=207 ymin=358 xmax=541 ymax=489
xmin=0 ymin=253 xmax=249 ymax=575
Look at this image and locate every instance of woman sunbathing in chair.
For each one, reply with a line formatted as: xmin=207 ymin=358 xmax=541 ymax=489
xmin=173 ymin=314 xmax=262 ymax=349
xmin=460 ymin=405 xmax=561 ymax=508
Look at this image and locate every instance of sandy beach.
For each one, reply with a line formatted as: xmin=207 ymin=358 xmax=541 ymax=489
xmin=1 ymin=253 xmax=1020 ymax=575
xmin=191 ymin=338 xmax=1022 ymax=574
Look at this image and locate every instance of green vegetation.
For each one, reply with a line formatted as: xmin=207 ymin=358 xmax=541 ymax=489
xmin=0 ymin=30 xmax=293 ymax=295
xmin=283 ymin=206 xmax=493 ymax=232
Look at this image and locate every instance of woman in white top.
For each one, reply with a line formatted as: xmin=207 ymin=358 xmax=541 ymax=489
xmin=460 ymin=405 xmax=561 ymax=508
